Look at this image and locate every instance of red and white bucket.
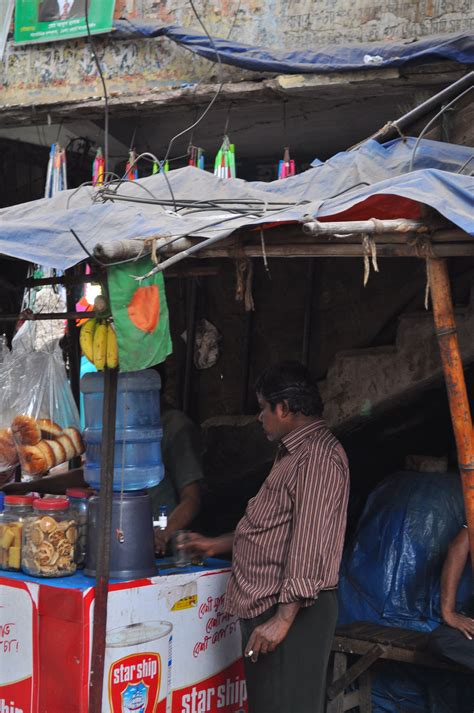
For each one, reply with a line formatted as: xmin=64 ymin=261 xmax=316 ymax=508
xmin=103 ymin=620 xmax=173 ymax=713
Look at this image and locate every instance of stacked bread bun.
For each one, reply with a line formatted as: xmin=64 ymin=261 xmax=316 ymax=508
xmin=0 ymin=428 xmax=19 ymax=471
xmin=11 ymin=415 xmax=85 ymax=477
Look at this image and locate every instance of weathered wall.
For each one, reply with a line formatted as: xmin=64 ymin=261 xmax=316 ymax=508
xmin=1 ymin=0 xmax=472 ymax=108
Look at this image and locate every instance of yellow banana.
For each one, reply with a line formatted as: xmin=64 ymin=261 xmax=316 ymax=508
xmin=92 ymin=321 xmax=107 ymax=370
xmin=79 ymin=318 xmax=96 ymax=362
xmin=106 ymin=323 xmax=119 ymax=369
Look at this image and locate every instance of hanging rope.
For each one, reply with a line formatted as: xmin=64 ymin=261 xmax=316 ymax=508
xmin=259 ymin=228 xmax=271 ymax=278
xmin=424 ymin=259 xmax=431 ymax=310
xmin=234 ymin=238 xmax=255 ymax=311
xmin=362 ymin=234 xmax=379 ymax=286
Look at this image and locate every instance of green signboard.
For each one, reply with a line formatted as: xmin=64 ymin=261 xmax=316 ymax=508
xmin=14 ymin=0 xmax=115 ymax=45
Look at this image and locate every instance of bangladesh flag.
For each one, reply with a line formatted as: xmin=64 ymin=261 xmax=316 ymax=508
xmin=107 ymin=257 xmax=172 ymax=372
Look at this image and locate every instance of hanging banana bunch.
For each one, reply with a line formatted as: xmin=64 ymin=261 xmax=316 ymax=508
xmin=79 ymin=295 xmax=118 ymax=370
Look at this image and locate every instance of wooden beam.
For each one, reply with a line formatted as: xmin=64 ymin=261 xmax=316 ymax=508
xmin=193 ymin=243 xmax=474 ymax=259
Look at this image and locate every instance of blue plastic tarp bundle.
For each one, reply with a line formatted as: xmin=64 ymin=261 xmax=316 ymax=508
xmin=338 ymin=471 xmax=474 ymax=711
xmin=114 ymin=20 xmax=474 ymax=74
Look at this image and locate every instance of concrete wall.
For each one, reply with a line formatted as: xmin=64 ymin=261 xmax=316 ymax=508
xmin=1 ymin=0 xmax=472 ymax=108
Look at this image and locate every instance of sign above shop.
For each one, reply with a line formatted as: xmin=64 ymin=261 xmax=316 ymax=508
xmin=14 ymin=0 xmax=115 ymax=45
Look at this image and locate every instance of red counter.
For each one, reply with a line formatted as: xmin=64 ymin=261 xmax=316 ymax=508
xmin=0 ymin=561 xmax=247 ymax=713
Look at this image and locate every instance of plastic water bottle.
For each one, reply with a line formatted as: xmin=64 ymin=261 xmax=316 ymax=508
xmin=154 ymin=505 xmax=168 ymax=530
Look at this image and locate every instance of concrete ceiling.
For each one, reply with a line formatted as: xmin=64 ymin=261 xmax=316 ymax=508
xmin=0 ymin=63 xmax=466 ymax=182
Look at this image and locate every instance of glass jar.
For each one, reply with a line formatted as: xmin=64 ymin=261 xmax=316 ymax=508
xmin=66 ymin=488 xmax=91 ymax=566
xmin=22 ymin=497 xmax=77 ymax=577
xmin=0 ymin=495 xmax=34 ymax=571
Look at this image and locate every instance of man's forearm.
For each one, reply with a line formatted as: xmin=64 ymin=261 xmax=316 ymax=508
xmin=167 ymin=496 xmax=200 ymax=535
xmin=275 ymin=602 xmax=301 ymax=628
xmin=441 ymin=529 xmax=470 ymax=620
xmin=208 ymin=533 xmax=235 ymax=556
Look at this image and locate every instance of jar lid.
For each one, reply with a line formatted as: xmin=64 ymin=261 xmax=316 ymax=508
xmin=5 ymin=495 xmax=35 ymax=505
xmin=66 ymin=488 xmax=91 ymax=499
xmin=33 ymin=497 xmax=69 ymax=510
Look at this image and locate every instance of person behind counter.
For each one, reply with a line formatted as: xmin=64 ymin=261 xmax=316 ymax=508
xmin=187 ymin=360 xmax=350 ymax=713
xmin=429 ymin=526 xmax=474 ymax=669
xmin=148 ymin=366 xmax=203 ymax=555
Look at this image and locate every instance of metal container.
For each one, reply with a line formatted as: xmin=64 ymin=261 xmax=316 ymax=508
xmin=85 ymin=492 xmax=156 ymax=579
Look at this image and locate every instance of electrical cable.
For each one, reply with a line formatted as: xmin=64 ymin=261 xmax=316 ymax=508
xmin=162 ymin=0 xmax=224 ymax=165
xmin=457 ymin=154 xmax=474 ymax=175
xmin=84 ymin=0 xmax=110 ymax=175
xmin=409 ymin=85 xmax=473 ymax=172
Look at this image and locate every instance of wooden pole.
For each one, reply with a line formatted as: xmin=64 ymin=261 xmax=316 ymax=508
xmin=88 ymin=365 xmax=118 ymax=711
xmin=427 ymin=258 xmax=474 ymax=570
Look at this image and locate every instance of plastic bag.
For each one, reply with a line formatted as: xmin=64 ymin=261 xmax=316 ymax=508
xmin=10 ymin=325 xmax=84 ymax=480
xmin=0 ymin=340 xmax=20 ymax=479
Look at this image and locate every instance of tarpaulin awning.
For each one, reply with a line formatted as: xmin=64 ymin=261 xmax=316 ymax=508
xmin=114 ymin=21 xmax=474 ymax=74
xmin=0 ymin=138 xmax=472 ymax=271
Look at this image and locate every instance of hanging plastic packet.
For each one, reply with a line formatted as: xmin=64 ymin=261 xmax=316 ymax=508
xmin=189 ymin=145 xmax=205 ymax=170
xmin=45 ymin=144 xmax=68 ymax=198
xmin=9 ymin=324 xmax=84 ymax=481
xmin=125 ymin=150 xmax=139 ymax=181
xmin=278 ymin=147 xmax=296 ymax=179
xmin=214 ymin=136 xmax=236 ymax=179
xmin=92 ymin=148 xmax=105 ymax=186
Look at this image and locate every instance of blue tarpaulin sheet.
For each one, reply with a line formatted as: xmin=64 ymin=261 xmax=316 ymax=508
xmin=114 ymin=20 xmax=474 ymax=74
xmin=0 ymin=138 xmax=472 ymax=270
xmin=338 ymin=471 xmax=474 ymax=712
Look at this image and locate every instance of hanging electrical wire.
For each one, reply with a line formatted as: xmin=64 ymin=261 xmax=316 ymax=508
xmin=84 ymin=1 xmax=110 ymax=174
xmin=409 ymin=85 xmax=473 ymax=172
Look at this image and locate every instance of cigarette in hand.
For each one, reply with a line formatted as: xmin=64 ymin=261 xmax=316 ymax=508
xmin=245 ymin=649 xmax=254 ymax=657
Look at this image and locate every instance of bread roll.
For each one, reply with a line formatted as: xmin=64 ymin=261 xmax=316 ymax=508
xmin=12 ymin=415 xmax=41 ymax=446
xmin=37 ymin=418 xmax=63 ymax=440
xmin=36 ymin=440 xmax=56 ymax=471
xmin=62 ymin=427 xmax=84 ymax=457
xmin=0 ymin=428 xmax=18 ymax=469
xmin=17 ymin=445 xmax=48 ymax=476
xmin=45 ymin=439 xmax=67 ymax=467
xmin=57 ymin=434 xmax=76 ymax=461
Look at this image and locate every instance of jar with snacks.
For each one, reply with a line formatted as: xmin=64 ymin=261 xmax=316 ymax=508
xmin=66 ymin=488 xmax=91 ymax=566
xmin=0 ymin=495 xmax=34 ymax=571
xmin=22 ymin=498 xmax=77 ymax=577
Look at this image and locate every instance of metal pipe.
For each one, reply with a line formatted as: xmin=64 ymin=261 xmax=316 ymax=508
xmin=301 ymin=259 xmax=316 ymax=366
xmin=0 ymin=311 xmax=97 ymax=321
xmin=371 ymin=71 xmax=474 ymax=143
xmin=182 ymin=278 xmax=198 ymax=414
xmin=302 ymin=219 xmax=425 ymax=236
xmin=88 ymin=365 xmax=118 ymax=711
xmin=427 ymin=258 xmax=474 ymax=570
xmin=240 ymin=306 xmax=254 ymax=413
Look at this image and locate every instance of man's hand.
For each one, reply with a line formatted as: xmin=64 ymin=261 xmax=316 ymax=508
xmin=154 ymin=527 xmax=169 ymax=556
xmin=244 ymin=602 xmax=301 ymax=662
xmin=186 ymin=533 xmax=217 ymax=558
xmin=443 ymin=610 xmax=474 ymax=640
xmin=244 ymin=615 xmax=291 ymax=662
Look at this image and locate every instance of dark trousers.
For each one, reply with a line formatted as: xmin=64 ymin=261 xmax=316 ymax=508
xmin=239 ymin=590 xmax=338 ymax=713
xmin=429 ymin=623 xmax=474 ymax=670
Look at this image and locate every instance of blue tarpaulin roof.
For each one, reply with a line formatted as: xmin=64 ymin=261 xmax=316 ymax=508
xmin=114 ymin=21 xmax=474 ymax=74
xmin=0 ymin=138 xmax=472 ymax=270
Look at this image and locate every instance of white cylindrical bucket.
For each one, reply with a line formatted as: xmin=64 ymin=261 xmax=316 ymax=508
xmin=103 ymin=620 xmax=173 ymax=713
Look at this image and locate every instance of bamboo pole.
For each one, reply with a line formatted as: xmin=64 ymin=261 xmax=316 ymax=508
xmin=427 ymin=258 xmax=474 ymax=570
xmin=88 ymin=365 xmax=118 ymax=711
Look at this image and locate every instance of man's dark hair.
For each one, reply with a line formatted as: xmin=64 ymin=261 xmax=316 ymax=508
xmin=254 ymin=361 xmax=323 ymax=416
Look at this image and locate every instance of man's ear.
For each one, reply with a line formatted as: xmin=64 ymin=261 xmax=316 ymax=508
xmin=278 ymin=400 xmax=290 ymax=418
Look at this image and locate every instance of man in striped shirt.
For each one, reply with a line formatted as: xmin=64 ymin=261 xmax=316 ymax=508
xmin=189 ymin=361 xmax=349 ymax=712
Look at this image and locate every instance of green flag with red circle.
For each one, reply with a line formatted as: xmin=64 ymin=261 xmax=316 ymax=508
xmin=107 ymin=257 xmax=172 ymax=372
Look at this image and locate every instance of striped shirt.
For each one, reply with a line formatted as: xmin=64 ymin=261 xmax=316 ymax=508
xmin=225 ymin=419 xmax=349 ymax=619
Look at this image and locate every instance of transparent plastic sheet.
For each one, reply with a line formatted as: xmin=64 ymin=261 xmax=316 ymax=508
xmin=0 ymin=343 xmax=19 ymax=483
xmin=9 ymin=323 xmax=84 ymax=480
